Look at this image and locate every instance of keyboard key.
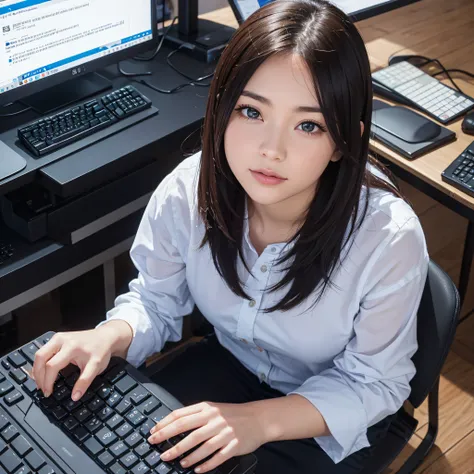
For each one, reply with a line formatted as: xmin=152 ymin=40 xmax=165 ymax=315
xmin=15 ymin=466 xmax=32 ymax=474
xmin=120 ymin=451 xmax=139 ymax=469
xmin=73 ymin=426 xmax=90 ymax=443
xmin=155 ymin=462 xmax=173 ymax=473
xmin=1 ymin=424 xmax=19 ymax=443
xmin=10 ymin=368 xmax=28 ymax=384
xmin=7 ymin=352 xmax=27 ymax=368
xmin=98 ymin=450 xmax=115 ymax=467
xmin=130 ymin=386 xmax=151 ymax=406
xmin=150 ymin=405 xmax=172 ymax=423
xmin=110 ymin=440 xmax=128 ymax=458
xmin=141 ymin=397 xmax=161 ymax=415
xmin=124 ymin=431 xmax=142 ymax=449
xmin=63 ymin=416 xmax=79 ymax=432
xmin=11 ymin=434 xmax=32 ymax=457
xmin=1 ymin=360 xmax=11 ymax=371
xmin=140 ymin=419 xmax=155 ymax=438
xmin=74 ymin=407 xmax=92 ymax=423
xmin=106 ymin=413 xmax=124 ymax=430
xmin=20 ymin=343 xmax=40 ymax=364
xmin=0 ymin=448 xmax=22 ymax=472
xmin=84 ymin=436 xmax=104 ymax=456
xmin=23 ymin=378 xmax=38 ymax=395
xmin=116 ymin=422 xmax=133 ymax=438
xmin=4 ymin=390 xmax=24 ymax=406
xmin=0 ymin=414 xmax=9 ymax=431
xmin=85 ymin=416 xmax=102 ymax=434
xmin=96 ymin=427 xmax=117 ymax=447
xmin=126 ymin=409 xmax=146 ymax=427
xmin=97 ymin=405 xmax=114 ymax=422
xmin=63 ymin=398 xmax=81 ymax=412
xmin=116 ymin=398 xmax=133 ymax=415
xmin=38 ymin=465 xmax=55 ymax=474
xmin=144 ymin=450 xmax=161 ymax=468
xmin=0 ymin=380 xmax=14 ymax=396
xmin=98 ymin=384 xmax=113 ymax=399
xmin=53 ymin=385 xmax=70 ymax=402
xmin=132 ymin=461 xmax=150 ymax=473
xmin=115 ymin=375 xmax=138 ymax=395
xmin=25 ymin=449 xmax=46 ymax=470
xmin=134 ymin=441 xmax=152 ymax=457
xmin=88 ymin=396 xmax=105 ymax=412
xmin=110 ymin=462 xmax=127 ymax=474
xmin=107 ymin=392 xmax=123 ymax=407
xmin=51 ymin=406 xmax=67 ymax=421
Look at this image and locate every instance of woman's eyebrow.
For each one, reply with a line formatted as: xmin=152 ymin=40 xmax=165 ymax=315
xmin=241 ymin=90 xmax=322 ymax=113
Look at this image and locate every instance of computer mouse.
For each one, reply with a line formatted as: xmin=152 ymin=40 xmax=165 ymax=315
xmin=462 ymin=111 xmax=474 ymax=135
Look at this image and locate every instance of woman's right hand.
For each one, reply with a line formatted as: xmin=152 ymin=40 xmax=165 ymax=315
xmin=32 ymin=320 xmax=133 ymax=402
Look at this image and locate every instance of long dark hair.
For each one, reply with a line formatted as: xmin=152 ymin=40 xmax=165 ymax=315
xmin=197 ymin=0 xmax=402 ymax=313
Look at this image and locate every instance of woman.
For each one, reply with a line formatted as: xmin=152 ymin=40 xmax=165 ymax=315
xmin=32 ymin=1 xmax=428 ymax=473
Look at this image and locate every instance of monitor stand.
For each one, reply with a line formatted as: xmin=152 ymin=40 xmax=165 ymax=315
xmin=20 ymin=73 xmax=112 ymax=116
xmin=162 ymin=0 xmax=235 ymax=63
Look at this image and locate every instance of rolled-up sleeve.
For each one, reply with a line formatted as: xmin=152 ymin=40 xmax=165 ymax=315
xmin=96 ymin=172 xmax=195 ymax=367
xmin=289 ymin=216 xmax=428 ymax=463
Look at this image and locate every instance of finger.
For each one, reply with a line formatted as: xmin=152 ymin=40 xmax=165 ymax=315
xmin=71 ymin=360 xmax=101 ymax=401
xmin=193 ymin=438 xmax=237 ymax=473
xmin=150 ymin=403 xmax=206 ymax=434
xmin=155 ymin=423 xmax=216 ymax=462
xmin=32 ymin=335 xmax=63 ymax=393
xmin=148 ymin=412 xmax=207 ymax=445
xmin=42 ymin=350 xmax=74 ymax=397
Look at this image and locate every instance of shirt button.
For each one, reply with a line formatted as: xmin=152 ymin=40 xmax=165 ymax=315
xmin=260 ymin=373 xmax=266 ymax=381
xmin=248 ymin=299 xmax=256 ymax=307
xmin=260 ymin=265 xmax=268 ymax=273
xmin=270 ymin=247 xmax=277 ymax=253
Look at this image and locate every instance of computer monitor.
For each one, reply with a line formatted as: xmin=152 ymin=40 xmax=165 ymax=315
xmin=229 ymin=0 xmax=421 ymax=24
xmin=0 ymin=0 xmax=157 ymax=114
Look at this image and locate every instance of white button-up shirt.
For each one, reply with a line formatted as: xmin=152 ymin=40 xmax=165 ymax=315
xmin=97 ymin=152 xmax=428 ymax=463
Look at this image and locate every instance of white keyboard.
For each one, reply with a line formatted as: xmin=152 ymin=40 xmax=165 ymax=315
xmin=372 ymin=61 xmax=474 ymax=124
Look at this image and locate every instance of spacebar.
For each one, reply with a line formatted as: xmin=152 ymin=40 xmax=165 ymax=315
xmin=39 ymin=119 xmax=116 ymax=156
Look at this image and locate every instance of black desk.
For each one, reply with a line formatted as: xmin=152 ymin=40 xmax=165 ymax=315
xmin=0 ymin=46 xmax=213 ymax=316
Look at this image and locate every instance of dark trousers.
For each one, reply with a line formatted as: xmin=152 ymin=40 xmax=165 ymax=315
xmin=150 ymin=334 xmax=393 ymax=474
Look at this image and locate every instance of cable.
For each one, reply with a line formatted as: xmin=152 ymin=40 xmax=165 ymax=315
xmin=135 ymin=76 xmax=203 ymax=94
xmin=433 ymin=68 xmax=474 ymax=81
xmin=387 ymin=54 xmax=466 ymax=94
xmin=0 ymin=104 xmax=32 ymax=118
xmin=133 ymin=16 xmax=178 ymax=62
xmin=166 ymin=45 xmax=214 ymax=86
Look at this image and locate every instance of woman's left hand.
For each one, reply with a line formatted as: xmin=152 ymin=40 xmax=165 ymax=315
xmin=147 ymin=401 xmax=266 ymax=473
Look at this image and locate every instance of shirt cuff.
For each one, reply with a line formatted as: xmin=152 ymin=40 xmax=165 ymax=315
xmin=95 ymin=306 xmax=155 ymax=368
xmin=289 ymin=376 xmax=370 ymax=463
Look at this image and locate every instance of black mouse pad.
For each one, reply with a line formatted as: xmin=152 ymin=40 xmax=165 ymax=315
xmin=371 ymin=100 xmax=456 ymax=159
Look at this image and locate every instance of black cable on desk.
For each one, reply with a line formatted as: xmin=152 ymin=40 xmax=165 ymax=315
xmin=387 ymin=54 xmax=470 ymax=94
xmin=0 ymin=104 xmax=32 ymax=117
xmin=166 ymin=45 xmax=213 ymax=87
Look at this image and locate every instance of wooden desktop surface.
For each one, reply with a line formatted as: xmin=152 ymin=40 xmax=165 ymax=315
xmin=201 ymin=0 xmax=474 ymax=210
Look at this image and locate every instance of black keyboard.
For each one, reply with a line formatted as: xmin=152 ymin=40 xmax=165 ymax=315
xmin=0 ymin=241 xmax=14 ymax=266
xmin=18 ymin=86 xmax=152 ymax=157
xmin=0 ymin=332 xmax=257 ymax=474
xmin=441 ymin=141 xmax=474 ymax=196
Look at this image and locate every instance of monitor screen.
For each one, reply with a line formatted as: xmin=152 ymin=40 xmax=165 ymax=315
xmin=230 ymin=0 xmax=420 ymax=23
xmin=0 ymin=0 xmax=154 ymax=100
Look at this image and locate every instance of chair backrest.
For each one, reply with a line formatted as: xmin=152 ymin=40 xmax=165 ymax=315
xmin=408 ymin=259 xmax=460 ymax=408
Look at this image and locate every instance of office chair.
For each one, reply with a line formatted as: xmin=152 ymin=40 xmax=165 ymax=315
xmin=145 ymin=259 xmax=460 ymax=474
xmin=359 ymin=259 xmax=460 ymax=474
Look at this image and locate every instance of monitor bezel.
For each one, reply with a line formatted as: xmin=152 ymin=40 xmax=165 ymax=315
xmin=229 ymin=0 xmax=421 ymax=24
xmin=0 ymin=0 xmax=158 ymax=107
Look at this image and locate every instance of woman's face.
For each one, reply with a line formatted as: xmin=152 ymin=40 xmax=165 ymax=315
xmin=224 ymin=53 xmax=340 ymax=213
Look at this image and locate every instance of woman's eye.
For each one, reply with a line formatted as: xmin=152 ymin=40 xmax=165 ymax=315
xmin=298 ymin=121 xmax=319 ymax=134
xmin=240 ymin=107 xmax=260 ymax=119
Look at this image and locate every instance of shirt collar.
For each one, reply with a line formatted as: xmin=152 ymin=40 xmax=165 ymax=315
xmin=243 ymin=196 xmax=296 ymax=256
